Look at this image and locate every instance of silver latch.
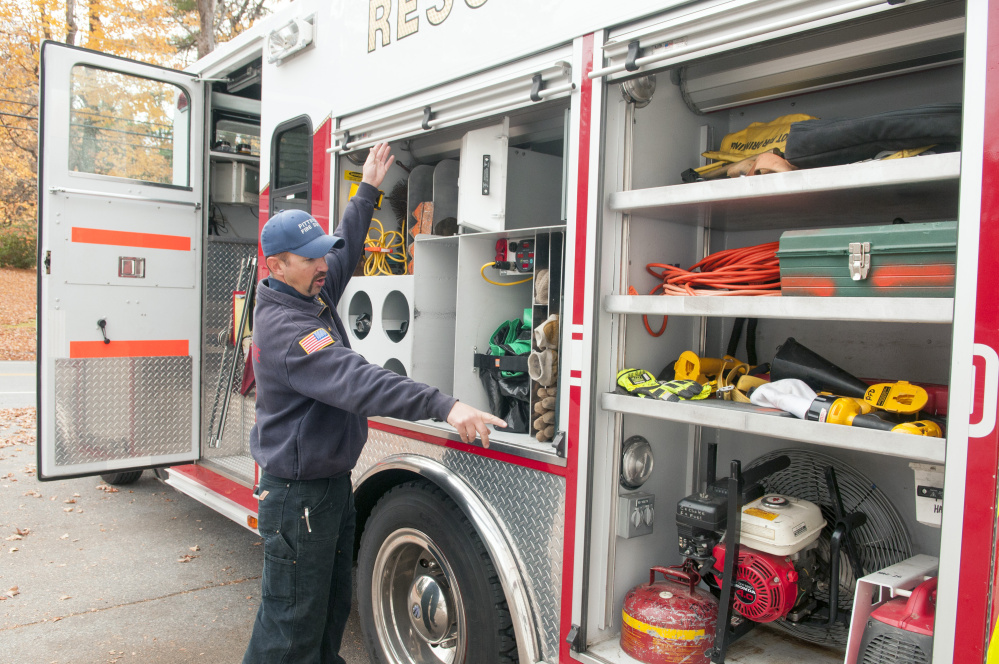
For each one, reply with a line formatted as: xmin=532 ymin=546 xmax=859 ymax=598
xmin=848 ymin=242 xmax=870 ymax=281
xmin=119 ymin=256 xmax=145 ymax=278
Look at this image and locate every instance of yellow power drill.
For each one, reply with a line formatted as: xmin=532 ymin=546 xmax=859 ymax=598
xmin=805 ymin=394 xmax=942 ymax=436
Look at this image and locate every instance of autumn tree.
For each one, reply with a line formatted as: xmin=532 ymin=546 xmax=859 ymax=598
xmin=169 ymin=0 xmax=272 ymax=60
xmin=0 ymin=0 xmax=277 ymax=267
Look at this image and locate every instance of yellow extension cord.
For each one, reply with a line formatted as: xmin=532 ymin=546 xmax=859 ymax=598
xmin=364 ymin=218 xmax=407 ymax=276
xmin=480 ymin=261 xmax=533 ymax=286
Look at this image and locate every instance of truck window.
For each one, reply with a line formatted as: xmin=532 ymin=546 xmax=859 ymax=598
xmin=270 ymin=116 xmax=312 ymax=214
xmin=68 ymin=65 xmax=190 ymax=187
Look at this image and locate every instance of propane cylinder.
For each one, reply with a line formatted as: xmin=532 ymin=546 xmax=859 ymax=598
xmin=621 ymin=566 xmax=718 ymax=664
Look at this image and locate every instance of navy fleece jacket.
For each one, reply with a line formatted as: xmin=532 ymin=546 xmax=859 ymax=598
xmin=249 ymin=183 xmax=457 ymax=480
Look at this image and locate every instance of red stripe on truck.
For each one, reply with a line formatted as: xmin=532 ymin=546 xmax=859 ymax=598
xmin=70 ymin=340 xmax=189 ymax=358
xmin=72 ymin=227 xmax=191 ymax=251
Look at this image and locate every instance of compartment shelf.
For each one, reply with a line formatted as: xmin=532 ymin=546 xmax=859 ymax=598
xmin=608 ymin=152 xmax=960 ymax=230
xmin=601 ymin=393 xmax=945 ymax=464
xmin=604 ymin=294 xmax=954 ymax=324
xmin=583 ymin=625 xmax=843 ymax=664
xmin=210 ymin=150 xmax=260 ymax=163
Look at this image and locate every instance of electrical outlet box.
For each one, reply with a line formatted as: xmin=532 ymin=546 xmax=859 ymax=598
xmin=617 ymin=492 xmax=655 ymax=539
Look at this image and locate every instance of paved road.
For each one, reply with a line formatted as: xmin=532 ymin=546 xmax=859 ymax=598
xmin=0 ymin=362 xmax=371 ymax=664
xmin=0 ymin=361 xmax=35 ymax=409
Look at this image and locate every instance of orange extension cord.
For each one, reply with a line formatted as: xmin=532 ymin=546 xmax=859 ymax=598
xmin=635 ymin=241 xmax=781 ymax=337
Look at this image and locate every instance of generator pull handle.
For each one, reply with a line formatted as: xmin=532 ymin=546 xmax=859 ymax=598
xmin=650 ymin=566 xmax=700 ymax=594
xmin=904 ymin=577 xmax=938 ymax=621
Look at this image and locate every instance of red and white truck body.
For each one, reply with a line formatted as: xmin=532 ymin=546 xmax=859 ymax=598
xmin=35 ymin=0 xmax=999 ymax=662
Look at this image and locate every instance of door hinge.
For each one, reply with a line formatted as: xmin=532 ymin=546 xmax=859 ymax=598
xmin=848 ymin=242 xmax=870 ymax=281
xmin=553 ymin=431 xmax=567 ymax=457
xmin=566 ymin=624 xmax=583 ymax=652
xmin=44 ymin=250 xmax=51 ymax=275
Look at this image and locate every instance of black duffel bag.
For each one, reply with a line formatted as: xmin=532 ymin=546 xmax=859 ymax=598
xmin=784 ymin=103 xmax=961 ymax=169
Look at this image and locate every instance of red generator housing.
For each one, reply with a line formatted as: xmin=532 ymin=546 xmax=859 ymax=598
xmin=712 ymin=544 xmax=799 ymax=623
xmin=857 ymin=577 xmax=937 ymax=663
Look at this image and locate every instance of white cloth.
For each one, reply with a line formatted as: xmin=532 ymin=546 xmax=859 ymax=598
xmin=749 ymin=379 xmax=817 ymax=419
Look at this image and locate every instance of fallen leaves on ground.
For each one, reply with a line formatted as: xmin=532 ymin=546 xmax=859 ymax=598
xmin=0 ymin=586 xmax=19 ymax=600
xmin=0 ymin=408 xmax=36 ymax=448
xmin=96 ymin=484 xmax=119 ymax=493
xmin=177 ymin=554 xmax=198 ymax=563
xmin=0 ymin=268 xmax=36 ymax=361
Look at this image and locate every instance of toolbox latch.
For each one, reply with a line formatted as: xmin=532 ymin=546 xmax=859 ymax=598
xmin=848 ymin=242 xmax=870 ymax=281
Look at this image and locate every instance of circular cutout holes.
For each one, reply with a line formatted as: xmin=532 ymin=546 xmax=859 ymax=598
xmin=381 ymin=290 xmax=410 ymax=343
xmin=348 ymin=291 xmax=373 ymax=340
xmin=384 ymin=358 xmax=407 ymax=376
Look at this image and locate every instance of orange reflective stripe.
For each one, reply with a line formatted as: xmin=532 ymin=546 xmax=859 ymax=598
xmin=71 ymin=227 xmax=191 ymax=251
xmin=70 ymin=340 xmax=189 ymax=358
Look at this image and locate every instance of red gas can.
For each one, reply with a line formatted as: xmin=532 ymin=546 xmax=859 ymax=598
xmin=621 ymin=566 xmax=718 ymax=664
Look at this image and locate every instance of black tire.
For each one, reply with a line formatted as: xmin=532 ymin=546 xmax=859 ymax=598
xmin=357 ymin=480 xmax=517 ymax=664
xmin=99 ymin=470 xmax=143 ymax=485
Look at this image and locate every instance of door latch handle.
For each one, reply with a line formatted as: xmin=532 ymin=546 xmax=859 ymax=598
xmin=97 ymin=318 xmax=110 ymax=345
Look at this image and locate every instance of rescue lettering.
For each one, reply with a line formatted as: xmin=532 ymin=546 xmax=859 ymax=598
xmin=368 ymin=0 xmax=490 ymax=52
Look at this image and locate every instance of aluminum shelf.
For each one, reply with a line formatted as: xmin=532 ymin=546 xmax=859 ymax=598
xmin=603 ymin=294 xmax=954 ymax=324
xmin=607 ymin=152 xmax=961 ymax=231
xmin=601 ymin=393 xmax=945 ymax=464
xmin=582 ymin=625 xmax=844 ymax=664
xmin=209 ymin=150 xmax=260 ymax=164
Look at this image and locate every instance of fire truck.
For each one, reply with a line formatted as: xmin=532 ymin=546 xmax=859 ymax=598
xmin=34 ymin=0 xmax=999 ymax=662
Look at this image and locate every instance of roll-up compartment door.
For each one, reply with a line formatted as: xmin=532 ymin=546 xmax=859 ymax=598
xmin=591 ymin=0 xmax=964 ymax=113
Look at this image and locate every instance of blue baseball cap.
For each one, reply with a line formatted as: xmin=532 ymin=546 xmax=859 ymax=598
xmin=260 ymin=209 xmax=345 ymax=258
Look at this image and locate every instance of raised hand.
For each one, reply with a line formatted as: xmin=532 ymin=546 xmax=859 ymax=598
xmin=361 ymin=142 xmax=396 ymax=189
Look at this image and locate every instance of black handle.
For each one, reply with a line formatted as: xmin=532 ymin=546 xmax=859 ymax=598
xmin=97 ymin=318 xmax=110 ymax=345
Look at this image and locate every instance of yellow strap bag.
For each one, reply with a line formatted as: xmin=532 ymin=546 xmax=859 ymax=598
xmin=696 ymin=114 xmax=817 ymax=178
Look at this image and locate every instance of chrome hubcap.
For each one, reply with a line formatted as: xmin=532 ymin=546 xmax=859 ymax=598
xmin=409 ymin=572 xmax=450 ymax=644
xmin=372 ymin=529 xmax=463 ymax=663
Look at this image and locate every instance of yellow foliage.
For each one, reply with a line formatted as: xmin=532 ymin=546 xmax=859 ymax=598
xmin=0 ymin=0 xmax=272 ymax=266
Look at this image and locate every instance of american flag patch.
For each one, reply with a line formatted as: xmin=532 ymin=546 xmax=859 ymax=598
xmin=299 ymin=328 xmax=334 ymax=354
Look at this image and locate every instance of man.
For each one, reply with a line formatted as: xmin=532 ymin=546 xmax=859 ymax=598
xmin=243 ymin=142 xmax=505 ymax=663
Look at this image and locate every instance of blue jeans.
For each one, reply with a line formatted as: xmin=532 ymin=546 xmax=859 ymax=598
xmin=243 ymin=471 xmax=357 ymax=664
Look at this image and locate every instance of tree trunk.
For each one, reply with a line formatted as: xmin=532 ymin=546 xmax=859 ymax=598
xmin=66 ymin=0 xmax=78 ymax=46
xmin=197 ymin=0 xmax=217 ymax=58
xmin=87 ymin=0 xmax=102 ymax=48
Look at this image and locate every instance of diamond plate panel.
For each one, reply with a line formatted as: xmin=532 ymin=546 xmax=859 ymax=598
xmin=54 ymin=357 xmax=192 ymax=466
xmin=357 ymin=429 xmax=566 ymax=662
xmin=201 ymin=240 xmax=256 ymax=477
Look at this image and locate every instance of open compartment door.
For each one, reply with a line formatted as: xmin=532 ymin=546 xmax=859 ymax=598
xmin=458 ymin=118 xmax=509 ymax=233
xmin=37 ymin=42 xmax=205 ymax=480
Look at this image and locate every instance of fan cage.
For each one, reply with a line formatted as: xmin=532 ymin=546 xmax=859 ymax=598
xmin=745 ymin=449 xmax=913 ymax=647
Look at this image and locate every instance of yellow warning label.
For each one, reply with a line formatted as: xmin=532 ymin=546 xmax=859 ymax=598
xmin=622 ymin=611 xmax=707 ymax=641
xmin=344 ymin=170 xmax=363 ymax=182
xmin=744 ymin=507 xmax=779 ymax=521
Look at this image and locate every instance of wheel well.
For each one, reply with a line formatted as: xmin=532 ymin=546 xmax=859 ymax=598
xmin=352 ymin=468 xmax=425 ymax=559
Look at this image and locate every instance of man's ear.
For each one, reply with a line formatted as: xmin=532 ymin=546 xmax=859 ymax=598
xmin=265 ymin=254 xmax=285 ymax=279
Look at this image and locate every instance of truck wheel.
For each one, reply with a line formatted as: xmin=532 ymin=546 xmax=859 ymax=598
xmin=99 ymin=470 xmax=143 ymax=485
xmin=358 ymin=480 xmax=517 ymax=664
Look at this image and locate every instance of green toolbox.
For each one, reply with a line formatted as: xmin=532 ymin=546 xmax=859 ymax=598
xmin=777 ymin=221 xmax=957 ymax=297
